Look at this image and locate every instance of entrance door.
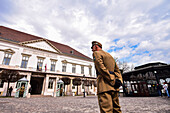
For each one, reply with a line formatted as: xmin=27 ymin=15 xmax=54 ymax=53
xmin=131 ymin=82 xmax=149 ymax=96
xmin=30 ymin=77 xmax=44 ymax=95
xmin=56 ymin=82 xmax=64 ymax=97
xmin=139 ymin=82 xmax=149 ymax=96
xmin=131 ymin=83 xmax=139 ymax=96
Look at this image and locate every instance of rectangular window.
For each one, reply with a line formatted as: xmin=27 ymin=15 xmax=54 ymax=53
xmin=72 ymin=64 xmax=76 ymax=73
xmin=51 ymin=60 xmax=56 ymax=71
xmin=37 ymin=58 xmax=44 ymax=71
xmin=2 ymin=53 xmax=12 ymax=65
xmin=48 ymin=78 xmax=54 ymax=89
xmin=81 ymin=66 xmax=84 ymax=74
xmin=62 ymin=63 xmax=67 ymax=72
xmin=0 ymin=79 xmax=4 ymax=88
xmin=21 ymin=56 xmax=29 ymax=68
xmin=89 ymin=67 xmax=92 ymax=76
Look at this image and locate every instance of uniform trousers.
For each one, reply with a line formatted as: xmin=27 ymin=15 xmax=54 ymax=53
xmin=98 ymin=91 xmax=121 ymax=113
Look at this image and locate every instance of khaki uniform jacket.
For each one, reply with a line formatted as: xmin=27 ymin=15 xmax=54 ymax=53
xmin=93 ymin=50 xmax=123 ymax=94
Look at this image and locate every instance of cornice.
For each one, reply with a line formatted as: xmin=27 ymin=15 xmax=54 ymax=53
xmin=21 ymin=53 xmax=32 ymax=57
xmin=0 ymin=48 xmax=15 ymax=54
xmin=0 ymin=66 xmax=97 ymax=79
xmin=37 ymin=56 xmax=46 ymax=59
xmin=61 ymin=60 xmax=92 ymax=67
xmin=50 ymin=58 xmax=58 ymax=61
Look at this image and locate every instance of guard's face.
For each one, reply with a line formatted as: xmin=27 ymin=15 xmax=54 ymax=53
xmin=91 ymin=45 xmax=97 ymax=52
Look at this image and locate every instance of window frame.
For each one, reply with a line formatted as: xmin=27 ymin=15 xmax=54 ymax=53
xmin=2 ymin=52 xmax=12 ymax=65
xmin=50 ymin=60 xmax=56 ymax=71
xmin=48 ymin=78 xmax=54 ymax=89
xmin=72 ymin=64 xmax=76 ymax=73
xmin=21 ymin=55 xmax=30 ymax=68
xmin=81 ymin=66 xmax=84 ymax=74
xmin=89 ymin=67 xmax=92 ymax=76
xmin=62 ymin=63 xmax=67 ymax=72
xmin=37 ymin=57 xmax=44 ymax=71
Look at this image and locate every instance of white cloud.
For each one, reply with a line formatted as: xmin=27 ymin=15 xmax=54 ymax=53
xmin=0 ymin=0 xmax=170 ymax=67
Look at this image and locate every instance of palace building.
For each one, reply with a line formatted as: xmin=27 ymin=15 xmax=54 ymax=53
xmin=0 ymin=26 xmax=97 ymax=97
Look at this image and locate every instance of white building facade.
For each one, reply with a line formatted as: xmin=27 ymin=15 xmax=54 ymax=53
xmin=0 ymin=26 xmax=97 ymax=97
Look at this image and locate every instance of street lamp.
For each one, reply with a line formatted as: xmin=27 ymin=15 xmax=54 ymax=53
xmin=154 ymin=70 xmax=162 ymax=96
xmin=83 ymin=75 xmax=86 ymax=97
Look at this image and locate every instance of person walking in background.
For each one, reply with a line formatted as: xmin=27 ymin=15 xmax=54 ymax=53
xmin=168 ymin=83 xmax=170 ymax=96
xmin=91 ymin=41 xmax=123 ymax=113
xmin=8 ymin=86 xmax=13 ymax=97
xmin=163 ymin=82 xmax=170 ymax=98
xmin=157 ymin=84 xmax=162 ymax=96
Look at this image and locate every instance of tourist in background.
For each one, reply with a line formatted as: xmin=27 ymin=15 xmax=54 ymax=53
xmin=163 ymin=82 xmax=170 ymax=98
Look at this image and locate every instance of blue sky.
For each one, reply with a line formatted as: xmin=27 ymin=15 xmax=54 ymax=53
xmin=0 ymin=0 xmax=170 ymax=67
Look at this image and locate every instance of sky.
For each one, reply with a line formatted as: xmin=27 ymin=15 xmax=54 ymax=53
xmin=0 ymin=0 xmax=170 ymax=68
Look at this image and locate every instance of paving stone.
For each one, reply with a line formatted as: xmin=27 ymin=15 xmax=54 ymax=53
xmin=0 ymin=96 xmax=170 ymax=113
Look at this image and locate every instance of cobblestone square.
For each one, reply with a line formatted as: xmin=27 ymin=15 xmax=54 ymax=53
xmin=0 ymin=96 xmax=170 ymax=113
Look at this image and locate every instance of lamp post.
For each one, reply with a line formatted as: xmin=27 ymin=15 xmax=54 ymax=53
xmin=154 ymin=71 xmax=162 ymax=96
xmin=83 ymin=75 xmax=86 ymax=97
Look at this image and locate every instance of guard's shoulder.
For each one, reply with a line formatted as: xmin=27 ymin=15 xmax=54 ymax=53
xmin=93 ymin=50 xmax=102 ymax=55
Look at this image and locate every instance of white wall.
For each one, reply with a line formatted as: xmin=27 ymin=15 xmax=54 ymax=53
xmin=0 ymin=40 xmax=96 ymax=77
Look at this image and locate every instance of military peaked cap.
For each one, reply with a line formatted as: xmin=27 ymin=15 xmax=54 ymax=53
xmin=91 ymin=41 xmax=102 ymax=48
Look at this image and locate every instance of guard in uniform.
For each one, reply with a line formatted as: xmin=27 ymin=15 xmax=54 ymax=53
xmin=91 ymin=41 xmax=123 ymax=113
xmin=19 ymin=84 xmax=25 ymax=97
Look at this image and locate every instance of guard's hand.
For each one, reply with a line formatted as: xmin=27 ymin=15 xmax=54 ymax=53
xmin=114 ymin=79 xmax=122 ymax=89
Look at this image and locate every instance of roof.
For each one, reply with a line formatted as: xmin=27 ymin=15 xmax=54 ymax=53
xmin=18 ymin=77 xmax=29 ymax=82
xmin=0 ymin=26 xmax=92 ymax=61
xmin=123 ymin=63 xmax=170 ymax=76
xmin=134 ymin=62 xmax=167 ymax=70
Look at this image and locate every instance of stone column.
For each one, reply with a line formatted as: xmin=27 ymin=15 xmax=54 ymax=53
xmin=53 ymin=77 xmax=59 ymax=97
xmin=69 ymin=79 xmax=73 ymax=96
xmin=26 ymin=72 xmax=32 ymax=98
xmin=41 ymin=75 xmax=46 ymax=95
xmin=43 ymin=75 xmax=49 ymax=95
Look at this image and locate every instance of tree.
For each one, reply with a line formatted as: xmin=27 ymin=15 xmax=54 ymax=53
xmin=0 ymin=70 xmax=20 ymax=96
xmin=61 ymin=78 xmax=71 ymax=95
xmin=73 ymin=78 xmax=81 ymax=95
xmin=114 ymin=58 xmax=130 ymax=73
xmin=121 ymin=61 xmax=130 ymax=73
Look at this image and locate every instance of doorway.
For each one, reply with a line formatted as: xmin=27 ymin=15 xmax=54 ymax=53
xmin=131 ymin=82 xmax=149 ymax=96
xmin=30 ymin=77 xmax=44 ymax=95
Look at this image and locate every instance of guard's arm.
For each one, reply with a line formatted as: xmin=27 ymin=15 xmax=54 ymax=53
xmin=114 ymin=63 xmax=123 ymax=84
xmin=93 ymin=52 xmax=113 ymax=82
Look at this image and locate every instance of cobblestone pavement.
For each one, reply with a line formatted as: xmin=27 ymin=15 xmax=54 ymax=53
xmin=0 ymin=96 xmax=170 ymax=113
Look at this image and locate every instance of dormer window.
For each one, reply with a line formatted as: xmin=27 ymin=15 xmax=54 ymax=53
xmin=70 ymin=50 xmax=74 ymax=54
